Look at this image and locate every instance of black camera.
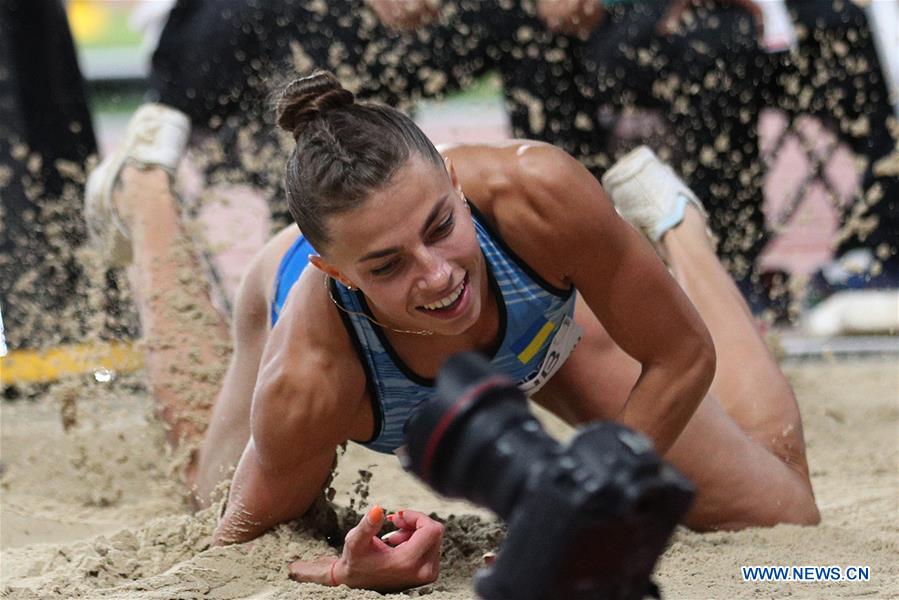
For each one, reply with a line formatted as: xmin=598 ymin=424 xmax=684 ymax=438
xmin=403 ymin=353 xmax=695 ymax=600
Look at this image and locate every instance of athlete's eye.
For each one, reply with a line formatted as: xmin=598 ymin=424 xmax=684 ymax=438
xmin=371 ymin=259 xmax=400 ymax=277
xmin=432 ymin=212 xmax=454 ymax=239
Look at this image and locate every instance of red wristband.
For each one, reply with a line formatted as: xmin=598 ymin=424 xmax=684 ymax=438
xmin=329 ymin=559 xmax=339 ymax=587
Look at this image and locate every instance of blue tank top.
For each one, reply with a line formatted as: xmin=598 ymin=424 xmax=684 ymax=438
xmin=271 ymin=204 xmax=583 ymax=454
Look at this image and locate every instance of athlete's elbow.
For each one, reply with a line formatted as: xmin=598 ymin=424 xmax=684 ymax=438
xmin=212 ymin=515 xmax=263 ymax=547
xmin=669 ymin=322 xmax=715 ymax=404
xmin=689 ymin=327 xmax=716 ymax=397
xmin=212 ymin=480 xmax=283 ymax=547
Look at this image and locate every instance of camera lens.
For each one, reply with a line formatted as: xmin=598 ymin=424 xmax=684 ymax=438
xmin=404 ymin=352 xmax=558 ymax=519
xmin=404 ymin=352 xmax=694 ymax=600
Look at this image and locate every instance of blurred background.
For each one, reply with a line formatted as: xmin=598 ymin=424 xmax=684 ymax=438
xmin=1 ymin=0 xmax=897 ymax=389
xmin=66 ymin=0 xmax=893 ymax=279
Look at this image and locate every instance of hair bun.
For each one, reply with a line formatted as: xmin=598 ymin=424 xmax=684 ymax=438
xmin=276 ymin=70 xmax=355 ymax=140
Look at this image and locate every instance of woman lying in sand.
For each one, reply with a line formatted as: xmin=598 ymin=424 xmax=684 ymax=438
xmin=84 ymin=71 xmax=819 ymax=592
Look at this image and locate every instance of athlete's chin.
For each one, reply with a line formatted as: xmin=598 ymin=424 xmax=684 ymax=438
xmin=418 ymin=298 xmax=481 ymax=337
xmin=436 ymin=310 xmax=481 ymax=337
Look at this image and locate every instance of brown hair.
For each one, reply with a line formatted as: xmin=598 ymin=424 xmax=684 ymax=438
xmin=275 ymin=71 xmax=444 ymax=252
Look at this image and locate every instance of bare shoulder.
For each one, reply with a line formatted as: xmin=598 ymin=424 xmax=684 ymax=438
xmin=251 ymin=266 xmax=370 ymax=469
xmin=439 ymin=140 xmax=556 ymax=201
xmin=441 ymin=140 xmax=595 ymax=215
xmin=445 ymin=140 xmax=615 ymax=285
xmin=439 ymin=139 xmax=560 ymax=170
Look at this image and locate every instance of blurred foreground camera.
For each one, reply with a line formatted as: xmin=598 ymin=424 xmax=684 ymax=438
xmin=404 ymin=353 xmax=695 ymax=600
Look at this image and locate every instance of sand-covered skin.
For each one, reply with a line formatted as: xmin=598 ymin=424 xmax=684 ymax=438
xmin=2 ymin=358 xmax=897 ymax=599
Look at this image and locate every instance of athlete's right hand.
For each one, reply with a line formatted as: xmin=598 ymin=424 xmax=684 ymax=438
xmin=288 ymin=506 xmax=445 ymax=592
xmin=365 ymin=0 xmax=441 ymax=31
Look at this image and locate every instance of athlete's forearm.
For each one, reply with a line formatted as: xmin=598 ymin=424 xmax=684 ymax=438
xmin=209 ymin=443 xmax=288 ymax=545
xmin=618 ymin=338 xmax=715 ymax=454
xmin=213 ymin=497 xmax=274 ymax=546
xmin=211 ymin=473 xmax=321 ymax=546
xmin=210 ymin=440 xmax=330 ymax=546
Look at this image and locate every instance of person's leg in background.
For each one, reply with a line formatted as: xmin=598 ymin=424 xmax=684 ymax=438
xmin=581 ymin=1 xmax=770 ymax=288
xmin=351 ymin=0 xmax=612 ymax=173
xmin=82 ymin=0 xmax=294 ymax=488
xmin=145 ymin=0 xmax=494 ymax=232
xmin=783 ymin=0 xmax=898 ymax=277
xmin=489 ymin=0 xmax=611 ymax=174
xmin=773 ymin=0 xmax=899 ymax=334
xmin=105 ymin=0 xmax=608 ymax=317
xmin=0 ymin=0 xmax=105 ymax=351
xmin=281 ymin=0 xmax=611 ymax=189
xmin=147 ymin=0 xmax=611 ymax=220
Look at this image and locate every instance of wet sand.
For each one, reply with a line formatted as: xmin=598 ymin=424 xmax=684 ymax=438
xmin=1 ymin=357 xmax=897 ymax=599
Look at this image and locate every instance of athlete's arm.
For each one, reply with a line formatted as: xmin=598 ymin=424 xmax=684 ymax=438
xmin=212 ymin=275 xmax=369 ymax=545
xmin=214 ymin=439 xmax=336 ymax=545
xmin=212 ymin=343 xmax=355 ymax=545
xmin=505 ymin=143 xmax=715 ymax=454
xmin=211 ymin=277 xmax=445 ymax=591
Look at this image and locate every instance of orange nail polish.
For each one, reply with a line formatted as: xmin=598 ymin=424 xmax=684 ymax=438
xmin=368 ymin=504 xmax=384 ymax=524
xmin=398 ymin=510 xmax=405 ymax=519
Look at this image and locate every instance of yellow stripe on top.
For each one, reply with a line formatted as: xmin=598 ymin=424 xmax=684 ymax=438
xmin=0 ymin=341 xmax=143 ymax=386
xmin=517 ymin=321 xmax=556 ymax=364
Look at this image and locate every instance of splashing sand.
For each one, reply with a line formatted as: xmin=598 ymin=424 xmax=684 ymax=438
xmin=1 ymin=358 xmax=896 ymax=599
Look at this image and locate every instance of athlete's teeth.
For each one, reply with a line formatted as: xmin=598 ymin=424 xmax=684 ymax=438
xmin=423 ymin=281 xmax=463 ymax=310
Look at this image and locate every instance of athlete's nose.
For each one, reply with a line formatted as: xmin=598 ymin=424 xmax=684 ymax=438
xmin=416 ymin=248 xmax=452 ymax=292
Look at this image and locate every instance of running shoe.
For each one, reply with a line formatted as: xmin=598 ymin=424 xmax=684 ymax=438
xmin=84 ymin=103 xmax=190 ymax=267
xmin=601 ymin=145 xmax=708 ymax=242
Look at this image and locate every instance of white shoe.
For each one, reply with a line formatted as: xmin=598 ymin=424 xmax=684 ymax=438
xmin=84 ymin=104 xmax=190 ymax=267
xmin=601 ymin=146 xmax=707 ymax=242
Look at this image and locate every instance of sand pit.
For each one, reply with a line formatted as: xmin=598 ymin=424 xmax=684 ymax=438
xmin=1 ymin=357 xmax=897 ymax=599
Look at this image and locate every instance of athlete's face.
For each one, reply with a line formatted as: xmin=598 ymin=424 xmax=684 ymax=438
xmin=315 ymin=156 xmax=486 ymax=337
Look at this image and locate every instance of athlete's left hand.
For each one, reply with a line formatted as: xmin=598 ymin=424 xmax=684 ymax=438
xmin=288 ymin=506 xmax=444 ymax=592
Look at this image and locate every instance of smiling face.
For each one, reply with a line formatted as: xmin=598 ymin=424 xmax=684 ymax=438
xmin=311 ymin=155 xmax=487 ymax=337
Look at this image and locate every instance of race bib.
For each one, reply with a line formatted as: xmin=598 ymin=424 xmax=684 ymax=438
xmin=518 ymin=315 xmax=583 ymax=396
